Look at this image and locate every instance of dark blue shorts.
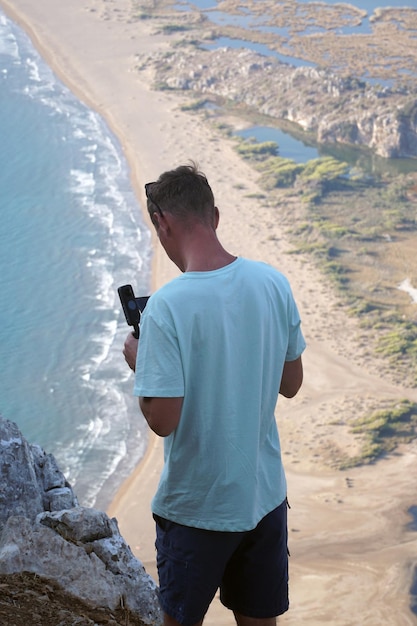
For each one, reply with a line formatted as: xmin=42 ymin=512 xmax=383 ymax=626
xmin=154 ymin=499 xmax=289 ymax=626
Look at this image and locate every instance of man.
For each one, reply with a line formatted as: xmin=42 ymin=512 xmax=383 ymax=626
xmin=123 ymin=163 xmax=305 ymax=626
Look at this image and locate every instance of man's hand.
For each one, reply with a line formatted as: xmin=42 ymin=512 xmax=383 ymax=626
xmin=123 ymin=331 xmax=139 ymax=372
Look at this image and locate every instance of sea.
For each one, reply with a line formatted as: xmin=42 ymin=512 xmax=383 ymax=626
xmin=0 ymin=8 xmax=152 ymax=509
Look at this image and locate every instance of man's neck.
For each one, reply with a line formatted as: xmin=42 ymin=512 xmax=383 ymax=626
xmin=181 ymin=230 xmax=236 ymax=272
xmin=185 ymin=251 xmax=237 ymax=272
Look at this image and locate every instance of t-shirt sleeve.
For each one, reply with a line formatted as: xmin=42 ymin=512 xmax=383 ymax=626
xmin=133 ymin=304 xmax=185 ymax=398
xmin=285 ymin=294 xmax=306 ymax=362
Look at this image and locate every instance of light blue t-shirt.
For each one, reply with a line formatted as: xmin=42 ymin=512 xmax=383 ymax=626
xmin=134 ymin=257 xmax=306 ymax=531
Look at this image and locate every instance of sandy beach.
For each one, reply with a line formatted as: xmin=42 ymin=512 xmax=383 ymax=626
xmin=2 ymin=0 xmax=417 ymax=623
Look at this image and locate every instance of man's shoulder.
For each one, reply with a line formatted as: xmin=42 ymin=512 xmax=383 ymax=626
xmin=147 ymin=276 xmax=191 ymax=313
xmin=240 ymin=257 xmax=288 ymax=282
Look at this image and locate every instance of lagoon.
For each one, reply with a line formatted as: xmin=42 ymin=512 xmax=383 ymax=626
xmin=236 ymin=125 xmax=319 ymax=163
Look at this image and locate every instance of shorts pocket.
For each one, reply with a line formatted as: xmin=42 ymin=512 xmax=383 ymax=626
xmin=155 ymin=539 xmax=190 ymax=624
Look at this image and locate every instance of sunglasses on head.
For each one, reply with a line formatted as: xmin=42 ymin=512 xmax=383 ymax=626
xmin=145 ymin=182 xmax=164 ymax=217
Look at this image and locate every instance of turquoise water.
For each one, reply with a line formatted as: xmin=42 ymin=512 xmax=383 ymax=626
xmin=236 ymin=124 xmax=417 ymax=175
xmin=237 ymin=126 xmax=319 ymax=163
xmin=0 ymin=9 xmax=152 ymax=509
xmin=202 ymin=36 xmax=316 ymax=67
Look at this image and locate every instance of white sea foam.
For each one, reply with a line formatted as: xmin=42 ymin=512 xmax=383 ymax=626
xmin=60 ymin=373 xmax=145 ymax=507
xmin=1 ymin=5 xmax=152 ymax=509
xmin=73 ymin=128 xmax=87 ymax=139
xmin=89 ymin=320 xmax=118 ymax=369
xmin=0 ymin=15 xmax=19 ymax=59
xmin=70 ymin=168 xmax=96 ymax=195
xmin=76 ymin=439 xmax=128 ymax=508
xmin=81 ymin=144 xmax=97 ymax=164
xmin=90 ymin=203 xmax=115 ymax=232
xmin=24 ymin=58 xmax=61 ymax=101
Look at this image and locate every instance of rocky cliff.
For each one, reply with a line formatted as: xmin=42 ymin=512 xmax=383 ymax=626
xmin=0 ymin=416 xmax=162 ymax=626
xmin=138 ymin=46 xmax=417 ymax=159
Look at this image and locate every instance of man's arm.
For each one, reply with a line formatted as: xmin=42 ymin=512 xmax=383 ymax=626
xmin=139 ymin=397 xmax=183 ymax=437
xmin=123 ymin=333 xmax=183 ymax=437
xmin=279 ymin=356 xmax=303 ymax=398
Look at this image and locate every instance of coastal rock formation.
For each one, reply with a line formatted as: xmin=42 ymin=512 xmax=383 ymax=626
xmin=0 ymin=416 xmax=162 ymax=626
xmin=0 ymin=418 xmax=78 ymax=528
xmin=139 ymin=47 xmax=417 ymax=159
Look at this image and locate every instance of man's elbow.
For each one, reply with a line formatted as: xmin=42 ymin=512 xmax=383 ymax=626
xmin=149 ymin=422 xmax=174 ymax=437
xmin=139 ymin=396 xmax=182 ymax=437
xmin=279 ymin=357 xmax=303 ymax=398
xmin=280 ymin=378 xmax=302 ymax=398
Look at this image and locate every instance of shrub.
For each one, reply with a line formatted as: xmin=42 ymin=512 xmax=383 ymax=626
xmin=235 ymin=139 xmax=279 ymax=160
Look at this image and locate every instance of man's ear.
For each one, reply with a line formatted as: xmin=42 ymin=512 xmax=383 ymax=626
xmin=151 ymin=212 xmax=160 ymax=229
xmin=214 ymin=206 xmax=220 ymax=229
xmin=152 ymin=211 xmax=170 ymax=237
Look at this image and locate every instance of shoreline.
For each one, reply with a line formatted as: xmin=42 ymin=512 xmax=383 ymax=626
xmin=1 ymin=1 xmax=417 ymax=623
xmin=0 ymin=0 xmax=162 ymax=286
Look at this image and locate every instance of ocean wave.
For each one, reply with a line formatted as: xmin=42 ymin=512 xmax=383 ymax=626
xmin=57 ymin=368 xmax=146 ymax=507
xmin=89 ymin=320 xmax=118 ymax=369
xmin=0 ymin=13 xmax=19 ymax=59
xmin=81 ymin=144 xmax=97 ymax=164
xmin=0 ymin=6 xmax=152 ymax=509
xmin=25 ymin=56 xmax=41 ymax=82
xmin=70 ymin=168 xmax=96 ymax=196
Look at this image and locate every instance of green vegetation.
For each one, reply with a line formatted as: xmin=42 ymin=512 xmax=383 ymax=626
xmin=161 ymin=23 xmax=193 ymax=33
xmin=180 ymin=99 xmax=208 ymax=111
xmin=235 ymin=139 xmax=279 ymax=160
xmin=299 ymin=157 xmax=350 ymax=183
xmin=257 ymin=158 xmax=304 ymax=189
xmin=235 ymin=137 xmax=350 ymax=195
xmin=339 ymin=400 xmax=417 ymax=469
xmin=231 ymin=134 xmax=417 ymax=387
xmin=132 ymin=0 xmax=156 ymax=19
xmin=375 ymin=321 xmax=417 ymax=385
xmin=235 ymin=138 xmax=306 ymax=188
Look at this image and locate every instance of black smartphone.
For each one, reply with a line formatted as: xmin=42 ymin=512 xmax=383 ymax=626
xmin=118 ymin=284 xmax=150 ymax=338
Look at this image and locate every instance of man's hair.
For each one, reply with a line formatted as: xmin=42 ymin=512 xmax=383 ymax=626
xmin=147 ymin=162 xmax=216 ymax=225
